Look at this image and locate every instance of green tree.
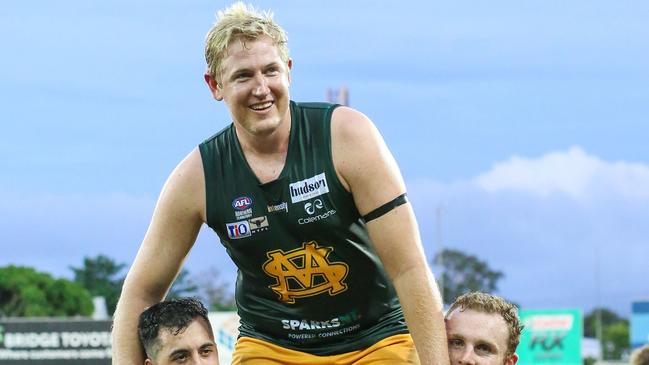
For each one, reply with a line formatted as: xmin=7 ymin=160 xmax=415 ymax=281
xmin=604 ymin=321 xmax=629 ymax=359
xmin=70 ymin=254 xmax=126 ymax=316
xmin=432 ymin=249 xmax=504 ymax=305
xmin=584 ymin=308 xmax=629 ymax=360
xmin=584 ymin=307 xmax=625 ymax=337
xmin=0 ymin=265 xmax=93 ymax=317
xmin=194 ymin=267 xmax=236 ymax=311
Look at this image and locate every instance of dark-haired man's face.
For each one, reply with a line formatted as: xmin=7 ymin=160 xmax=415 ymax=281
xmin=145 ymin=318 xmax=218 ymax=365
xmin=445 ymin=308 xmax=517 ymax=365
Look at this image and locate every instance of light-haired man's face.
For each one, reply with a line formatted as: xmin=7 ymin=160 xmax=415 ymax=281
xmin=205 ymin=35 xmax=292 ymax=139
xmin=445 ymin=308 xmax=518 ymax=365
xmin=145 ymin=318 xmax=218 ymax=365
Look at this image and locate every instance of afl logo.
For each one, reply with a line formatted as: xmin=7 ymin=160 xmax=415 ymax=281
xmin=232 ymin=196 xmax=253 ymax=211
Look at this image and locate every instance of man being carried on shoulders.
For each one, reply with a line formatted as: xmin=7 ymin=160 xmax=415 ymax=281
xmin=112 ymin=3 xmax=448 ymax=364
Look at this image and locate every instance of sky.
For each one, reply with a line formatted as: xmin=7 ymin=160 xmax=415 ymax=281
xmin=1 ymin=0 xmax=648 ymax=317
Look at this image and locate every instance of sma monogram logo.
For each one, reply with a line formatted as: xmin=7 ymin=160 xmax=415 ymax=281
xmin=262 ymin=241 xmax=348 ymax=304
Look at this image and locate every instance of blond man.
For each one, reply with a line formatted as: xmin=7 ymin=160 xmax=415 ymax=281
xmin=112 ymin=3 xmax=448 ymax=364
xmin=631 ymin=344 xmax=649 ymax=365
xmin=445 ymin=292 xmax=523 ymax=365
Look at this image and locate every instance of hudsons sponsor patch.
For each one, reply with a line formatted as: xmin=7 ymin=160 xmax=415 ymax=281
xmin=289 ymin=173 xmax=329 ymax=203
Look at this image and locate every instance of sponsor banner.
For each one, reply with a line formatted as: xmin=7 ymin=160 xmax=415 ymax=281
xmin=289 ymin=173 xmax=329 ymax=203
xmin=208 ymin=312 xmax=240 ymax=365
xmin=518 ymin=309 xmax=582 ymax=365
xmin=0 ymin=314 xmax=242 ymax=365
xmin=632 ymin=301 xmax=649 ymax=349
xmin=0 ymin=319 xmax=112 ymax=364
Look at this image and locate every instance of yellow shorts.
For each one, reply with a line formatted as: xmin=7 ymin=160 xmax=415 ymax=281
xmin=231 ymin=333 xmax=420 ymax=365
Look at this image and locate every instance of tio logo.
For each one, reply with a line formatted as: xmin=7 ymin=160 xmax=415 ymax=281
xmin=529 ymin=334 xmax=566 ymax=351
xmin=304 ymin=199 xmax=323 ymax=215
xmin=226 ymin=221 xmax=251 ymax=239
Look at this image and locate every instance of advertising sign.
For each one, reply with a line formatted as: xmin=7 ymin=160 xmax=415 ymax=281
xmin=0 ymin=319 xmax=112 ymax=365
xmin=631 ymin=301 xmax=649 ymax=349
xmin=0 ymin=313 xmax=239 ymax=364
xmin=518 ymin=309 xmax=582 ymax=365
xmin=209 ymin=312 xmax=240 ymax=365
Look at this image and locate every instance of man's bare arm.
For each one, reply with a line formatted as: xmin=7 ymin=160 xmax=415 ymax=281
xmin=331 ymin=107 xmax=449 ymax=365
xmin=111 ymin=148 xmax=206 ymax=365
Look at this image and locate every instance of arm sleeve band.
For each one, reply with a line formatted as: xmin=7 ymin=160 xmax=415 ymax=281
xmin=361 ymin=193 xmax=408 ymax=223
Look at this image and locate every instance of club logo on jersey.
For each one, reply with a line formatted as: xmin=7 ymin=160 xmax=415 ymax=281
xmin=262 ymin=241 xmax=348 ymax=304
xmin=289 ymin=173 xmax=329 ymax=203
xmin=225 ymin=220 xmax=251 ymax=239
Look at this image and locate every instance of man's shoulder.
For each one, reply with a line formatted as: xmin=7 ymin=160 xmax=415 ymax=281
xmin=331 ymin=106 xmax=375 ymax=139
xmin=293 ymin=100 xmax=338 ymax=111
xmin=199 ymin=123 xmax=233 ymax=147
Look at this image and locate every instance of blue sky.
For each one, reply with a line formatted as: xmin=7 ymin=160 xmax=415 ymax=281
xmin=1 ymin=1 xmax=648 ymax=317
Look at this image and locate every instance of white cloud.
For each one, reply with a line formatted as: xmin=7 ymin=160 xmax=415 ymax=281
xmin=406 ymin=148 xmax=649 ymax=315
xmin=474 ymin=146 xmax=649 ymax=200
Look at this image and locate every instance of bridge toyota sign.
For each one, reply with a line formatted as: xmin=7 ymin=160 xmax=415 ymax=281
xmin=0 ymin=319 xmax=112 ymax=364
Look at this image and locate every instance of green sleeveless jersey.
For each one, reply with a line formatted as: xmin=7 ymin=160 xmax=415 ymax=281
xmin=198 ymin=101 xmax=407 ymax=355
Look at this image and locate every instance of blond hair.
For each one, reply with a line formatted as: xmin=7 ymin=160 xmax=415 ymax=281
xmin=204 ymin=2 xmax=289 ymax=80
xmin=631 ymin=344 xmax=649 ymax=365
xmin=446 ymin=292 xmax=524 ymax=358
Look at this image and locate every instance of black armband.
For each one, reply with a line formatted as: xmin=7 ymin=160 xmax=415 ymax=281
xmin=361 ymin=193 xmax=408 ymax=223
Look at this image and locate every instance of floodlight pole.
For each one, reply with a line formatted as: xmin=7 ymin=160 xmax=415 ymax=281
xmin=595 ymin=242 xmax=603 ymax=360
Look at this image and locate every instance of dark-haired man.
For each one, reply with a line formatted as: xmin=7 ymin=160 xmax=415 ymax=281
xmin=137 ymin=298 xmax=219 ymax=365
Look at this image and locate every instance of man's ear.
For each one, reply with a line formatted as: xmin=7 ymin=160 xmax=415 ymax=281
xmin=204 ymin=72 xmax=223 ymax=101
xmin=144 ymin=358 xmax=154 ymax=365
xmin=505 ymin=353 xmax=519 ymax=365
xmin=287 ymin=58 xmax=293 ymax=84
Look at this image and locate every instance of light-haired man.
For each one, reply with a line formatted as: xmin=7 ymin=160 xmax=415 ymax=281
xmin=112 ymin=2 xmax=448 ymax=364
xmin=137 ymin=298 xmax=219 ymax=365
xmin=631 ymin=344 xmax=649 ymax=365
xmin=445 ymin=292 xmax=523 ymax=365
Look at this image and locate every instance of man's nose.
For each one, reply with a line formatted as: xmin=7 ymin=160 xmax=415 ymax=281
xmin=252 ymin=75 xmax=270 ymax=97
xmin=457 ymin=347 xmax=477 ymax=365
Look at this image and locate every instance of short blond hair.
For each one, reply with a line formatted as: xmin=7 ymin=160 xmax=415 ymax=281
xmin=446 ymin=291 xmax=523 ymax=358
xmin=204 ymin=2 xmax=289 ymax=80
xmin=631 ymin=344 xmax=649 ymax=365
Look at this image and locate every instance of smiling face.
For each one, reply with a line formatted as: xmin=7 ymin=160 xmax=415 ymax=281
xmin=446 ymin=308 xmax=518 ymax=365
xmin=144 ymin=318 xmax=218 ymax=365
xmin=206 ymin=35 xmax=292 ymax=139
